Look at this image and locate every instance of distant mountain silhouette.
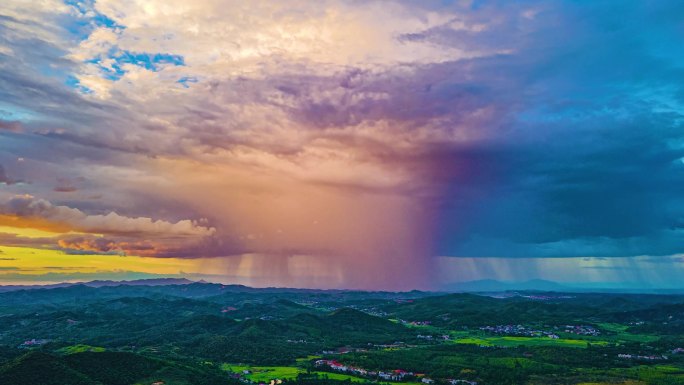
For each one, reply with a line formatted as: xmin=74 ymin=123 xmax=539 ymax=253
xmin=1 ymin=277 xmax=683 ymax=294
xmin=0 ymin=277 xmax=194 ymax=292
xmin=445 ymin=279 xmax=573 ymax=292
xmin=84 ymin=277 xmax=194 ymax=287
xmin=443 ymin=279 xmax=684 ymax=293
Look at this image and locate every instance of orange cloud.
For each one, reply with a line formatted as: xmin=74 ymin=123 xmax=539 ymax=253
xmin=0 ymin=195 xmax=215 ymax=237
xmin=0 ymin=195 xmax=216 ymax=258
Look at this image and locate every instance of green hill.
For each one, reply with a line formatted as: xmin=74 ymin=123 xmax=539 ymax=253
xmin=0 ymin=351 xmax=238 ymax=385
xmin=0 ymin=352 xmax=96 ymax=385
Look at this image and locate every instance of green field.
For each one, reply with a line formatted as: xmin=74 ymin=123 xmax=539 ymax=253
xmin=453 ymin=335 xmax=607 ymax=348
xmin=621 ymin=365 xmax=684 ymax=384
xmin=57 ymin=344 xmax=106 ymax=354
xmin=445 ymin=329 xmax=614 ymax=349
xmin=596 ymin=323 xmax=659 ymax=343
xmin=221 ymin=364 xmax=299 ymax=381
xmin=312 ymin=371 xmax=369 ymax=382
xmin=296 ymin=355 xmax=322 ymax=363
xmin=221 ymin=363 xmax=370 ymax=382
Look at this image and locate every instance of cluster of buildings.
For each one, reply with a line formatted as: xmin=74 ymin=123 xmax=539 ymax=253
xmin=18 ymin=338 xmax=50 ymax=348
xmin=396 ymin=319 xmax=433 ymax=326
xmin=372 ymin=342 xmax=407 ymax=349
xmin=480 ymin=325 xmax=548 ymax=337
xmin=379 ymin=370 xmax=415 ymax=382
xmin=314 ymin=359 xmax=433 ymax=383
xmin=406 ymin=320 xmax=432 ymax=326
xmin=321 ymin=346 xmax=371 ymax=355
xmin=315 ymin=359 xmax=381 ymax=378
xmin=449 ymin=380 xmax=477 ymax=385
xmin=285 ymin=339 xmax=312 ymax=344
xmin=350 ymin=306 xmax=388 ymax=318
xmin=417 ymin=334 xmax=451 ymax=341
xmin=617 ymin=354 xmax=668 ymax=361
xmin=562 ymin=325 xmax=600 ymax=336
xmin=479 ymin=324 xmax=600 ymax=337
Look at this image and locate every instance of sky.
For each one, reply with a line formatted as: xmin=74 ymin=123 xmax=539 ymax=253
xmin=0 ymin=0 xmax=683 ymax=290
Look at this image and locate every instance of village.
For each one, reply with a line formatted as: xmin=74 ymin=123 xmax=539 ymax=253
xmin=313 ymin=359 xmax=477 ymax=385
xmin=18 ymin=339 xmax=50 ymax=348
xmin=617 ymin=353 xmax=669 ymax=361
xmin=479 ymin=324 xmax=600 ymax=338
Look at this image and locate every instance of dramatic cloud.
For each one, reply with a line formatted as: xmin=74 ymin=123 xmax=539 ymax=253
xmin=1 ymin=0 xmax=683 ymax=289
xmin=0 ymin=195 xmax=214 ymax=236
xmin=0 ymin=195 xmax=215 ymax=257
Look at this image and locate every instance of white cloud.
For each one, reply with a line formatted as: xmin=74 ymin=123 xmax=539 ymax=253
xmin=63 ymin=0 xmax=500 ymax=99
xmin=0 ymin=194 xmax=214 ymax=237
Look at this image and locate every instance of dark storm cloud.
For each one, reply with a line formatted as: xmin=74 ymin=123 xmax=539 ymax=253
xmin=425 ymin=0 xmax=684 ymax=258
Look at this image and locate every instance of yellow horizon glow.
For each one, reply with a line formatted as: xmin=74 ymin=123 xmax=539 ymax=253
xmin=0 ymin=225 xmax=93 ymax=239
xmin=0 ymin=245 xmax=202 ymax=283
